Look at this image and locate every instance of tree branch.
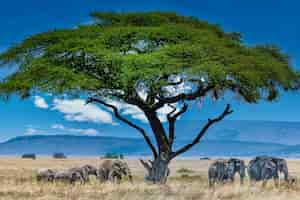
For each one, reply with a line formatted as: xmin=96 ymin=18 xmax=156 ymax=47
xmin=167 ymin=103 xmax=188 ymax=148
xmin=153 ymin=85 xmax=214 ymax=110
xmin=166 ymin=104 xmax=177 ymax=119
xmin=171 ymin=103 xmax=188 ymax=120
xmin=139 ymin=159 xmax=152 ymax=172
xmin=170 ymin=104 xmax=233 ymax=159
xmin=87 ymin=97 xmax=158 ymax=158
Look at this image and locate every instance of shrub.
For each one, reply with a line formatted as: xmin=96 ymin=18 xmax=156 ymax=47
xmin=53 ymin=153 xmax=67 ymax=159
xmin=177 ymin=168 xmax=194 ymax=174
xmin=103 ymin=153 xmax=124 ymax=159
xmin=200 ymin=157 xmax=211 ymax=160
xmin=21 ymin=153 xmax=36 ymax=160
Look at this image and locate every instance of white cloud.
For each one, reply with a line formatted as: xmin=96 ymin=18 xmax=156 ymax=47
xmin=51 ymin=124 xmax=99 ymax=136
xmin=24 ymin=128 xmax=38 ymax=135
xmin=104 ymin=99 xmax=147 ymax=122
xmin=34 ymin=96 xmax=49 ymax=109
xmin=52 ymin=99 xmax=115 ymax=125
xmin=32 ymin=91 xmax=181 ymax=124
xmin=106 ymin=99 xmax=177 ymax=123
xmin=81 ymin=129 xmax=99 ymax=136
xmin=51 ymin=124 xmax=65 ymax=129
xmin=51 ymin=98 xmax=176 ymax=124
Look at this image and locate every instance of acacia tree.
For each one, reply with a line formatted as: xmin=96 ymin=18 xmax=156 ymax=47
xmin=0 ymin=12 xmax=299 ymax=183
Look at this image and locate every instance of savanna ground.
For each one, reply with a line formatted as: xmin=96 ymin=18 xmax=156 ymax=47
xmin=0 ymin=157 xmax=299 ymax=200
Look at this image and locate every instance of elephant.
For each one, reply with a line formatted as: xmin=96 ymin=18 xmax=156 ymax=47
xmin=68 ymin=167 xmax=89 ymax=183
xmin=80 ymin=164 xmax=98 ymax=182
xmin=82 ymin=164 xmax=98 ymax=177
xmin=208 ymin=158 xmax=246 ymax=187
xmin=111 ymin=160 xmax=133 ymax=182
xmin=97 ymin=159 xmax=133 ymax=183
xmin=208 ymin=160 xmax=228 ymax=187
xmin=248 ymin=156 xmax=289 ymax=187
xmin=37 ymin=165 xmax=98 ymax=184
xmin=54 ymin=170 xmax=84 ymax=184
xmin=36 ymin=169 xmax=56 ymax=182
xmin=69 ymin=171 xmax=85 ymax=184
xmin=68 ymin=165 xmax=97 ymax=183
xmin=227 ymin=158 xmax=246 ymax=184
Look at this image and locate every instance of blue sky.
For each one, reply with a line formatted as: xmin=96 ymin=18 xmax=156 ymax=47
xmin=0 ymin=0 xmax=299 ymax=142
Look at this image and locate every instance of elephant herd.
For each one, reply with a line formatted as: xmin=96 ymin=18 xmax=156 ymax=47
xmin=36 ymin=156 xmax=296 ymax=187
xmin=208 ymin=156 xmax=296 ymax=187
xmin=36 ymin=159 xmax=132 ymax=184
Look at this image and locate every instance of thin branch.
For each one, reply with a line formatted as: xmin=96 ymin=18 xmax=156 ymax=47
xmin=171 ymin=103 xmax=188 ymax=120
xmin=166 ymin=104 xmax=177 ymax=119
xmin=167 ymin=103 xmax=188 ymax=148
xmin=170 ymin=104 xmax=233 ymax=159
xmin=87 ymin=97 xmax=158 ymax=158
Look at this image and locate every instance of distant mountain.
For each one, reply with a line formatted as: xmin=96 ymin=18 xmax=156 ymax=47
xmin=175 ymin=120 xmax=300 ymax=145
xmin=0 ymin=135 xmax=292 ymax=157
xmin=0 ymin=135 xmax=149 ymax=156
xmin=270 ymin=145 xmax=300 ymax=157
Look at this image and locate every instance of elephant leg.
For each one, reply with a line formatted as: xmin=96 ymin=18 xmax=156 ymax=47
xmin=209 ymin=178 xmax=215 ymax=188
xmin=108 ymin=171 xmax=118 ymax=183
xmin=69 ymin=178 xmax=75 ymax=185
xmin=262 ymin=179 xmax=268 ymax=188
xmin=110 ymin=173 xmax=121 ymax=184
xmin=274 ymin=178 xmax=279 ymax=187
xmin=230 ymin=177 xmax=234 ymax=184
xmin=231 ymin=175 xmax=235 ymax=182
xmin=80 ymin=176 xmax=85 ymax=185
xmin=116 ymin=175 xmax=122 ymax=184
xmin=239 ymin=174 xmax=245 ymax=185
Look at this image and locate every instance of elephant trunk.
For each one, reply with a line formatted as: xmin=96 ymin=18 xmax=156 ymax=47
xmin=280 ymin=165 xmax=289 ymax=181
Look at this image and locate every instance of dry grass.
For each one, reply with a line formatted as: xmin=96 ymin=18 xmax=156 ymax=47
xmin=0 ymin=157 xmax=300 ymax=200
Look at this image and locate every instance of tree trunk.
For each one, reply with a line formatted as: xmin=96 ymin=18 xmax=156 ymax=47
xmin=141 ymin=110 xmax=171 ymax=184
xmin=140 ymin=155 xmax=170 ymax=184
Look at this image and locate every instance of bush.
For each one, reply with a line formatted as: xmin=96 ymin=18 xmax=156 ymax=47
xmin=200 ymin=157 xmax=211 ymax=160
xmin=177 ymin=168 xmax=194 ymax=174
xmin=102 ymin=153 xmax=124 ymax=159
xmin=53 ymin=153 xmax=67 ymax=159
xmin=21 ymin=154 xmax=36 ymax=160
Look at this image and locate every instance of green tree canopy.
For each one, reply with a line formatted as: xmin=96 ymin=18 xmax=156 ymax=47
xmin=1 ymin=12 xmax=298 ymax=101
xmin=0 ymin=12 xmax=299 ymax=183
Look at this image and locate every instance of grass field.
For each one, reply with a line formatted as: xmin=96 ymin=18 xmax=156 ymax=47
xmin=0 ymin=157 xmax=299 ymax=200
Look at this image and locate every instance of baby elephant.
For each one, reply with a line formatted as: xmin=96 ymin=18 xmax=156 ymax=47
xmin=54 ymin=170 xmax=84 ymax=184
xmin=287 ymin=176 xmax=297 ymax=186
xmin=36 ymin=169 xmax=56 ymax=182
